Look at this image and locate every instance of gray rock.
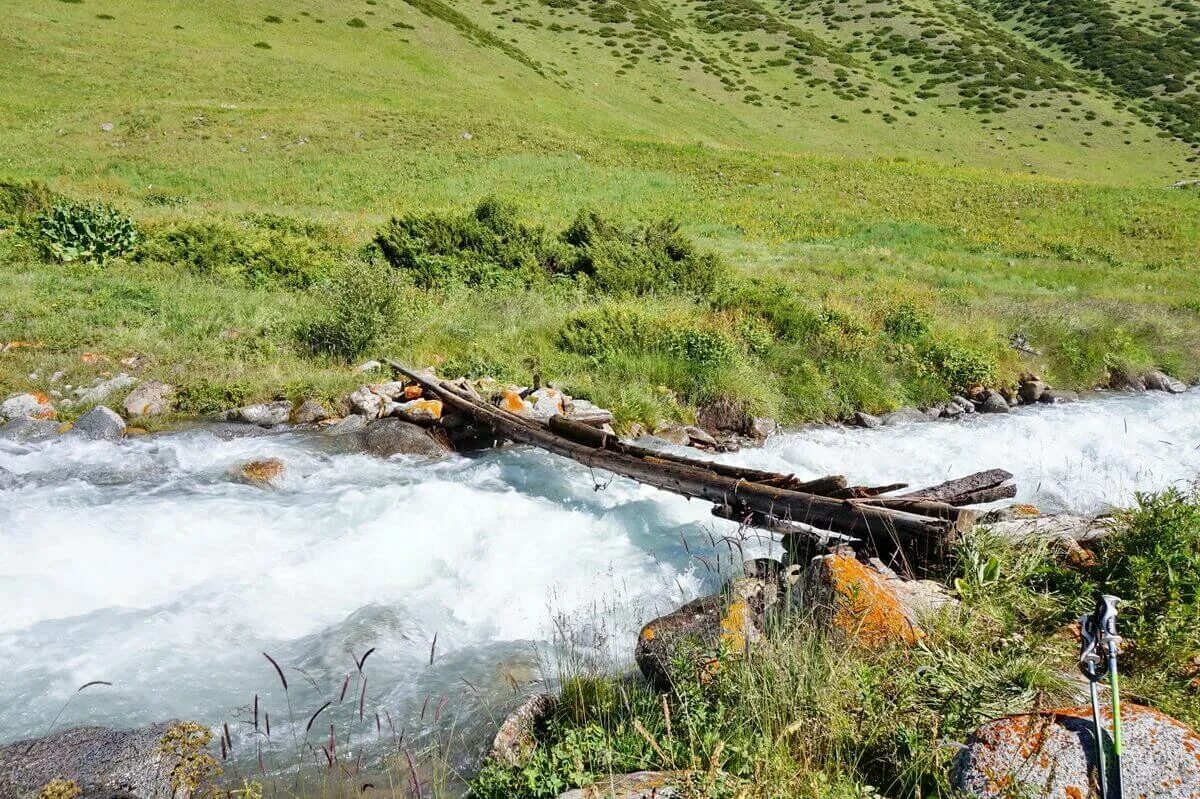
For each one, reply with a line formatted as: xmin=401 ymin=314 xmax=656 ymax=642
xmin=951 ymin=395 xmax=975 ymax=413
xmin=654 ymin=425 xmax=691 ymax=446
xmin=984 ymin=513 xmax=1114 ymax=544
xmin=361 ymin=419 xmax=450 ymax=459
xmin=0 ymin=720 xmax=202 ymax=799
xmin=1 ymin=392 xmax=55 ymax=421
xmin=370 ymin=381 xmax=409 ymax=401
xmin=1018 ymin=379 xmax=1046 ymax=404
xmin=749 ymin=417 xmax=779 ymax=439
xmin=976 ymin=391 xmax=1009 ymax=414
xmin=490 ymin=693 xmax=557 ymax=768
xmin=224 ymin=401 xmax=292 ymax=426
xmin=880 ymin=408 xmax=930 ymax=426
xmin=67 ymin=406 xmax=126 ymax=441
xmin=939 ymin=402 xmax=963 ymax=419
xmin=683 ymin=425 xmax=718 ymax=449
xmin=348 ymin=385 xmax=385 ymax=418
xmin=122 ymin=381 xmax=175 ymax=418
xmin=326 ymin=414 xmax=368 ymax=435
xmin=635 ymin=592 xmax=763 ymax=688
xmin=354 ymin=360 xmax=383 ymax=374
xmin=0 ymin=417 xmax=61 ymax=443
xmin=1109 ymin=371 xmax=1147 ymax=391
xmin=293 ymin=399 xmax=330 ymax=424
xmin=1145 ymin=369 xmax=1188 ymax=394
xmin=556 ymin=772 xmax=682 ymax=799
xmin=76 ymin=373 xmax=135 ymax=406
xmin=1039 ymin=389 xmax=1079 ymax=404
xmin=852 ymin=411 xmax=882 ymax=428
xmin=953 ymin=704 xmax=1200 ymax=799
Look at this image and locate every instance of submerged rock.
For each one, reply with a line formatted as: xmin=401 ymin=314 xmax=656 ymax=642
xmin=976 ymin=391 xmax=1010 ymax=414
xmin=66 ymin=406 xmax=126 ymax=441
xmin=0 ymin=721 xmax=203 ymax=799
xmin=122 ymin=380 xmax=175 ymax=418
xmin=1039 ymin=389 xmax=1079 ymax=404
xmin=953 ymin=704 xmax=1200 ymax=799
xmin=556 ymin=772 xmax=683 ymax=799
xmin=361 ymin=419 xmax=450 ymax=459
xmin=880 ymin=407 xmax=929 ymax=426
xmin=0 ymin=417 xmax=61 ymax=443
xmin=852 ymin=411 xmax=882 ymax=429
xmin=490 ymin=693 xmax=557 ymax=768
xmin=235 ymin=458 xmax=286 ymax=488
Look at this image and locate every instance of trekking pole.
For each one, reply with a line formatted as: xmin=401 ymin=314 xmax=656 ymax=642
xmin=1078 ymin=612 xmax=1107 ymax=799
xmin=1095 ymin=593 xmax=1124 ymax=799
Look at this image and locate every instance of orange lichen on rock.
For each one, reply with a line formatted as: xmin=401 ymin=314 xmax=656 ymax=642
xmin=817 ymin=554 xmax=924 ymax=647
xmin=403 ymin=384 xmax=423 ymax=400
xmin=237 ymin=458 xmax=285 ymax=488
xmin=500 ymin=389 xmax=528 ymax=414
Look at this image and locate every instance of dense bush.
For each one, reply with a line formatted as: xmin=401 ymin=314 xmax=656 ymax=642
xmin=0 ymin=180 xmax=56 ymax=226
xmin=137 ymin=215 xmax=342 ymax=288
xmin=37 ymin=201 xmax=138 ymax=263
xmin=296 ymin=261 xmax=412 ymax=361
xmin=373 ymin=198 xmax=727 ymax=295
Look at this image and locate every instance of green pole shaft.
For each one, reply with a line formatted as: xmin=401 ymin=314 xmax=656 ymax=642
xmin=1108 ymin=652 xmax=1124 ymax=798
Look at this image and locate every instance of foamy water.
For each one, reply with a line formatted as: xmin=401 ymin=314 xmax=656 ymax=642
xmin=1 ymin=389 xmax=1197 ymax=761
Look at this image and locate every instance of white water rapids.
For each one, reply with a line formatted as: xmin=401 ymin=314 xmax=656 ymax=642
xmin=1 ymin=389 xmax=1198 ymax=763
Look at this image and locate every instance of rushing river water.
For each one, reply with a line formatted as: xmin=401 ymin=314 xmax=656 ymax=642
xmin=2 ymin=389 xmax=1199 ymax=767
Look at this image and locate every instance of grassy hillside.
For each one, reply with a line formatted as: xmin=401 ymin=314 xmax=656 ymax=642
xmin=1 ymin=0 xmax=1198 ymax=427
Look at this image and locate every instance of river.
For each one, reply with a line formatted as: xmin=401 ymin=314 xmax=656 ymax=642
xmin=2 ymin=389 xmax=1198 ymax=768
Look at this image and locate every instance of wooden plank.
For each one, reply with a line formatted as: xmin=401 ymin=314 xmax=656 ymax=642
xmin=897 ymin=468 xmax=1014 ymax=505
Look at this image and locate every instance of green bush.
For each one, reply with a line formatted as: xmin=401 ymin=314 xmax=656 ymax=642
xmin=297 ymin=261 xmax=411 ymax=361
xmin=37 ymin=202 xmax=137 ymax=263
xmin=555 ymin=303 xmax=651 ymax=361
xmin=0 ymin=180 xmax=56 ymax=226
xmin=176 ymin=378 xmax=254 ymax=415
xmin=138 ymin=216 xmax=341 ymax=288
xmin=916 ymin=337 xmax=996 ymax=391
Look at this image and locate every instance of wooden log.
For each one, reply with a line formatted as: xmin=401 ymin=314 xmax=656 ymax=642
xmin=899 ymin=468 xmax=1014 ymax=505
xmin=848 ymin=496 xmax=979 ymax=525
xmin=949 ymin=483 xmax=1018 ymax=505
xmin=389 ymin=361 xmax=962 ymax=545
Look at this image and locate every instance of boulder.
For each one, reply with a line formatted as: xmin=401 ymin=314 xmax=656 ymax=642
xmin=490 ymin=693 xmax=557 ymax=768
xmin=984 ymin=513 xmax=1113 ymax=544
xmin=749 ymin=417 xmax=779 ymax=439
xmin=0 ymin=417 xmax=61 ymax=443
xmin=652 ymin=425 xmax=691 ymax=446
xmin=66 ymin=406 xmax=126 ymax=441
xmin=977 ymin=391 xmax=1010 ymax=414
xmin=951 ymin=395 xmax=976 ymax=413
xmin=293 ymin=399 xmax=330 ymax=424
xmin=635 ymin=592 xmax=763 ymax=688
xmin=796 ymin=553 xmax=925 ymax=647
xmin=235 ymin=458 xmax=286 ymax=488
xmin=392 ymin=398 xmax=443 ymax=424
xmin=326 ymin=414 xmax=369 ymax=436
xmin=1039 ymin=389 xmax=1079 ymax=404
xmin=852 ymin=411 xmax=882 ymax=429
xmin=354 ymin=360 xmax=383 ymax=374
xmin=1145 ymin=369 xmax=1188 ymax=394
xmin=527 ymin=388 xmax=566 ymax=422
xmin=76 ymin=374 xmax=136 ymax=406
xmin=498 ymin=388 xmax=533 ymax=416
xmin=348 ymin=386 xmax=385 ymax=419
xmin=370 ymin=381 xmax=409 ymax=401
xmin=1109 ymin=371 xmax=1147 ymax=391
xmin=0 ymin=721 xmax=207 ymax=799
xmin=953 ymin=704 xmax=1200 ymax=799
xmin=683 ymin=425 xmax=718 ymax=449
xmin=564 ymin=398 xmax=614 ymax=427
xmin=1018 ymin=379 xmax=1046 ymax=404
xmin=361 ymin=419 xmax=450 ymax=459
xmin=939 ymin=402 xmax=963 ymax=419
xmin=696 ymin=397 xmax=751 ymax=435
xmin=880 ymin=408 xmax=929 ymax=426
xmin=223 ymin=401 xmax=292 ymax=427
xmin=556 ymin=772 xmax=683 ymax=799
xmin=1 ymin=392 xmax=56 ymax=421
xmin=122 ymin=381 xmax=175 ymax=418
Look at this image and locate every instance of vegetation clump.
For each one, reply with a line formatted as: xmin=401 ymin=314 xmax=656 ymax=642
xmin=37 ymin=201 xmax=138 ymax=263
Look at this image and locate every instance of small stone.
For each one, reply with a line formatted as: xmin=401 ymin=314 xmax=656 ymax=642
xmin=460 ymin=130 xmax=473 ymax=140
xmin=348 ymin=386 xmax=385 ymax=418
xmin=749 ymin=416 xmax=779 ymax=438
xmin=293 ymin=399 xmax=330 ymax=424
xmin=684 ymin=425 xmax=718 ymax=449
xmin=77 ymin=373 xmax=136 ymax=406
xmin=951 ymin=395 xmax=975 ymax=413
xmin=940 ymin=402 xmax=963 ymax=418
xmin=235 ymin=458 xmax=286 ymax=488
xmin=852 ymin=411 xmax=882 ymax=428
xmin=224 ymin=400 xmax=293 ymax=426
xmin=1 ymin=392 xmax=56 ymax=421
xmin=1144 ymin=369 xmax=1188 ymax=394
xmin=370 ymin=381 xmax=409 ymax=401
xmin=66 ymin=406 xmax=126 ymax=441
xmin=122 ymin=380 xmax=175 ymax=418
xmin=498 ymin=388 xmax=532 ymax=415
xmin=354 ymin=360 xmax=383 ymax=374
xmin=527 ymin=388 xmax=565 ymax=422
xmin=100 ymin=121 xmax=114 ymax=132
xmin=403 ymin=384 xmax=424 ymax=400
xmin=490 ymin=693 xmax=557 ymax=768
xmin=880 ymin=407 xmax=929 ymax=426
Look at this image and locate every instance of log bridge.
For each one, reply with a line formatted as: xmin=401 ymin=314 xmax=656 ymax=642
xmin=385 ymin=360 xmax=1016 ymax=574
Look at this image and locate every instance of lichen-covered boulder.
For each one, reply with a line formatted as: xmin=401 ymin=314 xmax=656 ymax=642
xmin=292 ymin=399 xmax=330 ymax=424
xmin=0 ymin=721 xmax=210 ymax=799
xmin=235 ymin=458 xmax=286 ymax=488
xmin=953 ymin=704 xmax=1200 ymax=799
xmin=1 ymin=392 xmax=56 ymax=421
xmin=392 ymin=398 xmax=443 ymax=424
xmin=122 ymin=380 xmax=175 ymax=418
xmin=490 ymin=693 xmax=557 ymax=767
xmin=635 ymin=593 xmax=762 ymax=688
xmin=556 ymin=771 xmax=684 ymax=799
xmin=797 ymin=553 xmax=925 ymax=647
xmin=65 ymin=406 xmax=126 ymax=441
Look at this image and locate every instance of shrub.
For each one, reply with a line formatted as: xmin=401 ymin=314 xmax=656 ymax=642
xmin=175 ymin=379 xmax=255 ymax=416
xmin=137 ymin=216 xmax=341 ymax=288
xmin=297 ymin=261 xmax=411 ymax=361
xmin=555 ymin=303 xmax=651 ymax=361
xmin=882 ymin=301 xmax=931 ymax=340
xmin=37 ymin=202 xmax=138 ymax=263
xmin=916 ymin=337 xmax=996 ymax=391
xmin=0 ymin=180 xmax=56 ymax=226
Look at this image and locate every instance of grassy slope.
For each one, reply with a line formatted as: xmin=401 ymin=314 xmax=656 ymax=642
xmin=1 ymin=0 xmax=1199 ymax=425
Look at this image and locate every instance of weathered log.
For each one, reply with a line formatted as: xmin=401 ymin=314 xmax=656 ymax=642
xmin=849 ymin=496 xmax=979 ymax=524
xmin=827 ymin=482 xmax=909 ymax=499
xmin=389 ymin=362 xmax=963 ymax=546
xmin=948 ymin=483 xmax=1018 ymax=505
xmin=898 ymin=468 xmax=1014 ymax=505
